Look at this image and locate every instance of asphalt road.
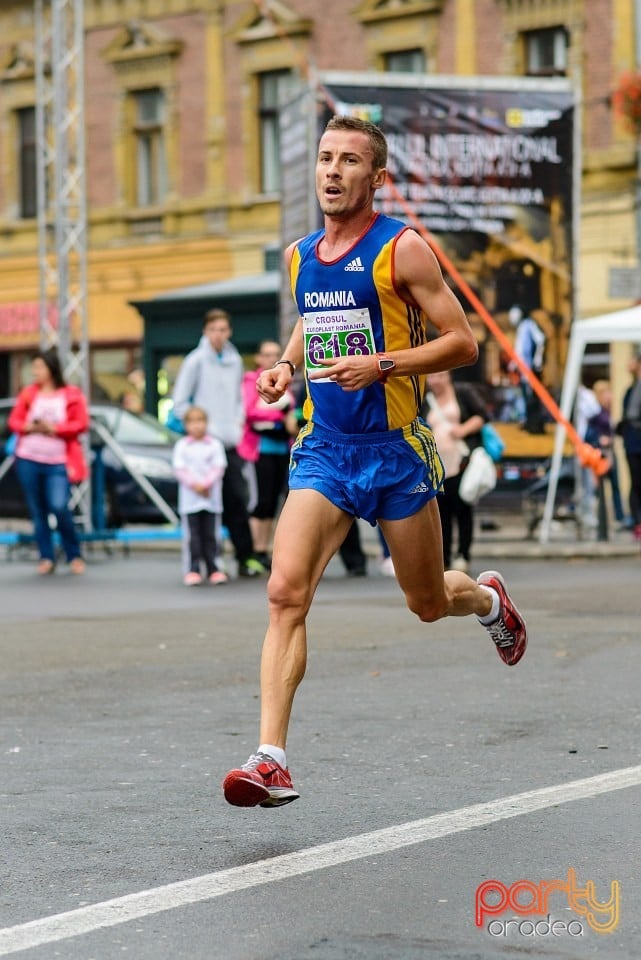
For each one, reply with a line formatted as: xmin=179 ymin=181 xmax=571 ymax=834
xmin=0 ymin=546 xmax=640 ymax=959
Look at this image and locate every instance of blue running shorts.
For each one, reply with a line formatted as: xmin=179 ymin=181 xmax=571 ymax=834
xmin=288 ymin=419 xmax=444 ymax=525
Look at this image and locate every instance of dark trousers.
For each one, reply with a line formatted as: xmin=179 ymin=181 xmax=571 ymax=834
xmin=522 ymin=379 xmax=546 ymax=434
xmin=625 ymin=451 xmax=641 ymax=523
xmin=437 ymin=473 xmax=474 ymax=566
xmin=603 ymin=458 xmax=625 ymax=523
xmin=339 ymin=520 xmax=367 ymax=573
xmin=222 ymin=448 xmax=255 ymax=564
xmin=377 ymin=525 xmax=390 ymax=559
xmin=252 ymin=452 xmax=289 ymax=520
xmin=186 ymin=510 xmax=219 ymax=575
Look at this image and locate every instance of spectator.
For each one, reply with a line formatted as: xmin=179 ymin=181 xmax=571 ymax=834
xmin=424 ymin=371 xmax=488 ymax=573
xmin=574 ymin=382 xmax=602 ymax=531
xmin=172 ymin=309 xmax=266 ymax=577
xmin=617 ymin=348 xmax=641 ymax=541
xmin=172 ymin=406 xmax=228 ymax=586
xmin=585 ymin=380 xmax=627 ymax=530
xmin=238 ymin=340 xmax=296 ymax=569
xmin=120 ymin=390 xmax=143 ymax=414
xmin=508 ymin=304 xmax=547 ymax=434
xmin=8 ymin=348 xmax=89 ymax=576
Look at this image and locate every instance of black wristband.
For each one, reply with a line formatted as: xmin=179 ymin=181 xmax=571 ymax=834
xmin=274 ymin=359 xmax=295 ymax=376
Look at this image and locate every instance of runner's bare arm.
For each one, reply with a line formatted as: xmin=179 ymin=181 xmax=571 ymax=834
xmin=308 ymin=230 xmax=478 ymax=390
xmin=393 ymin=229 xmax=478 ymax=374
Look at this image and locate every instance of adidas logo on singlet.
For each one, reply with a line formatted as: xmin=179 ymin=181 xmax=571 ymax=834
xmin=344 ymin=256 xmax=365 ymax=272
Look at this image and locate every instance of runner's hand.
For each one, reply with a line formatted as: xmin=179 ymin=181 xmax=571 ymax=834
xmin=308 ymin=356 xmax=379 ymax=391
xmin=256 ymin=366 xmax=292 ymax=403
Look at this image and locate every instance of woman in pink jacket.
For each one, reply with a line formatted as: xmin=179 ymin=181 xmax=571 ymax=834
xmin=8 ymin=349 xmax=89 ymax=575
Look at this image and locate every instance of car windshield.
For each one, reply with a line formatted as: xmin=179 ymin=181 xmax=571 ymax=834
xmin=91 ymin=407 xmax=178 ymax=446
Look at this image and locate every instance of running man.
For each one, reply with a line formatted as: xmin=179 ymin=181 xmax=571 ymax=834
xmin=222 ymin=115 xmax=527 ymax=808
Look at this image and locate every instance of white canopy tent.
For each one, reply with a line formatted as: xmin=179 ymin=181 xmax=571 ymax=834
xmin=540 ymin=305 xmax=641 ymax=541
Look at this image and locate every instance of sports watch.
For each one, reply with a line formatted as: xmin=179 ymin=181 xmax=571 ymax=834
xmin=376 ymin=353 xmax=396 ymax=383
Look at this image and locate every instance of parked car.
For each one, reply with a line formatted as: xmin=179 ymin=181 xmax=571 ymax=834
xmin=0 ymin=400 xmax=179 ymax=527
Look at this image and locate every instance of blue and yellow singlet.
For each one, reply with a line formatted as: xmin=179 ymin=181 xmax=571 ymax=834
xmin=290 ymin=213 xmax=428 ymax=435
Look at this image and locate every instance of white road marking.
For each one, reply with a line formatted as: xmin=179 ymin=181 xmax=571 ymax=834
xmin=1 ymin=764 xmax=640 ymax=956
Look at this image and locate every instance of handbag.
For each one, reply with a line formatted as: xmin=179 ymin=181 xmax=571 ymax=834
xmin=481 ymin=422 xmax=505 ymax=462
xmin=459 ymin=446 xmax=497 ymax=504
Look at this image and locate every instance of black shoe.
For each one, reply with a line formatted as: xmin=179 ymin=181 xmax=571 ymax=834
xmin=346 ymin=565 xmax=367 ymax=577
xmin=255 ymin=551 xmax=272 ymax=570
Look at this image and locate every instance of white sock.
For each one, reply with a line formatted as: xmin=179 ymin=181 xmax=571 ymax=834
xmin=258 ymin=743 xmax=286 ymax=768
xmin=477 ymin=586 xmax=500 ymax=625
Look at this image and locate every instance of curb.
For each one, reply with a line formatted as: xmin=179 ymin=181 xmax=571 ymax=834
xmin=473 ymin=540 xmax=640 ymax=560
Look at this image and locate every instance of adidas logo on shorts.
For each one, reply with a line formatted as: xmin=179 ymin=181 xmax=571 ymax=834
xmin=409 ymin=481 xmax=429 ymax=494
xmin=344 ymin=256 xmax=365 ymax=272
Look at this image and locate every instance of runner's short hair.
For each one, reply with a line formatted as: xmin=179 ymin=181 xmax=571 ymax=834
xmin=324 ymin=115 xmax=387 ymax=170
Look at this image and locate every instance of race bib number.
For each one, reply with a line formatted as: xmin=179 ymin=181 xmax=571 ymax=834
xmin=303 ymin=308 xmax=374 ymax=382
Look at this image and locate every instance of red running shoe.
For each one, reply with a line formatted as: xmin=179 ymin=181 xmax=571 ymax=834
xmin=222 ymin=752 xmax=300 ymax=808
xmin=477 ymin=570 xmax=528 ymax=666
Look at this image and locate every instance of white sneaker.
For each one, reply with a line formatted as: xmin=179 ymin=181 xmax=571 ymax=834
xmin=380 ymin=556 xmax=396 ymax=577
xmin=450 ymin=556 xmax=469 ymax=573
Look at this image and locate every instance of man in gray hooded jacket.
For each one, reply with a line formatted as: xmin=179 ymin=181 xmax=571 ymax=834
xmin=172 ymin=309 xmax=265 ymax=576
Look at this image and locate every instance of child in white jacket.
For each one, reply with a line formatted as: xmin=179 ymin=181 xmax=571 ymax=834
xmin=172 ymin=406 xmax=227 ymax=585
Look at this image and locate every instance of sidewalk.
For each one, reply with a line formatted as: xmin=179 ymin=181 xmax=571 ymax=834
xmin=473 ymin=516 xmax=640 ymax=560
xmin=352 ymin=510 xmax=641 ymax=561
xmin=358 ymin=511 xmax=640 ymax=562
xmin=1 ymin=513 xmax=639 ymax=564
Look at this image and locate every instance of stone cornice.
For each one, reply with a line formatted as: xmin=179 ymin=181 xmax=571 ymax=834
xmin=232 ymin=0 xmax=312 ymax=44
xmin=354 ymin=0 xmax=445 ymax=26
xmin=103 ymin=19 xmax=183 ymax=65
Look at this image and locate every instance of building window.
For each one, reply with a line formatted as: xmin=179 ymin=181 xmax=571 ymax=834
xmin=524 ymin=27 xmax=568 ymax=76
xmin=17 ymin=106 xmax=37 ymax=218
xmin=133 ymin=88 xmax=167 ymax=206
xmin=384 ymin=49 xmax=426 ymax=74
xmin=258 ymin=70 xmax=295 ymax=194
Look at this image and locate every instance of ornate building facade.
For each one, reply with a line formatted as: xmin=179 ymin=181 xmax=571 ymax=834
xmin=0 ymin=0 xmax=637 ymax=403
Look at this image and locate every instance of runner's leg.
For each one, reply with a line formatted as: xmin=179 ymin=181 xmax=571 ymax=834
xmin=259 ymin=488 xmax=354 ymax=748
xmin=379 ymin=498 xmax=493 ymax=621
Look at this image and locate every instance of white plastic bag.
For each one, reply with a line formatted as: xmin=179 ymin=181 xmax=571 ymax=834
xmin=459 ymin=446 xmax=497 ymax=504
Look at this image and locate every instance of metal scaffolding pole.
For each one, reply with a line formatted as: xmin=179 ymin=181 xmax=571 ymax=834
xmin=34 ymin=0 xmax=91 ymax=528
xmin=34 ymin=0 xmax=89 ymax=396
